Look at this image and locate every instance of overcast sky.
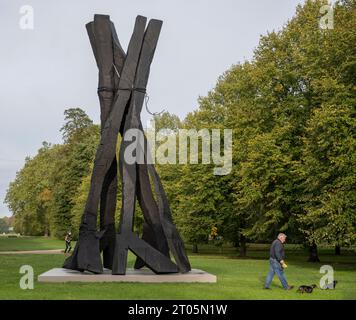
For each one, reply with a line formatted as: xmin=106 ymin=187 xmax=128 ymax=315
xmin=0 ymin=0 xmax=306 ymax=217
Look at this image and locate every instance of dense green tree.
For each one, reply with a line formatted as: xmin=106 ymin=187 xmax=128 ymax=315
xmin=299 ymin=104 xmax=356 ymax=253
xmin=176 ymin=0 xmax=355 ymax=259
xmin=50 ymin=120 xmax=99 ymax=237
xmin=5 ymin=142 xmax=58 ymax=235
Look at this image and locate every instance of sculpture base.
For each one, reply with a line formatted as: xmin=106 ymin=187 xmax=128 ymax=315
xmin=38 ymin=268 xmax=216 ymax=283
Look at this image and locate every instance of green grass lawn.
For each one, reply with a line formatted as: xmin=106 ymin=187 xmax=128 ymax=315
xmin=0 ymin=237 xmax=355 ymax=300
xmin=0 ymin=236 xmax=67 ymax=251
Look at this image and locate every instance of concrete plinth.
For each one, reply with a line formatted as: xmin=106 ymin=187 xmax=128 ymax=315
xmin=38 ymin=268 xmax=217 ymax=283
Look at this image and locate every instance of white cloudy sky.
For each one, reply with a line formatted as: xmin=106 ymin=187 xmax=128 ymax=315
xmin=0 ymin=0 xmax=306 ymax=217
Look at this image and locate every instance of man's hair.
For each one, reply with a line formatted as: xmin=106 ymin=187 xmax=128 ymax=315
xmin=278 ymin=233 xmax=287 ymax=238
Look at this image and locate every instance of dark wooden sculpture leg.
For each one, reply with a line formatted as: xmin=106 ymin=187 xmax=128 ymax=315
xmin=88 ymin=15 xmax=127 ymax=270
xmin=87 ymin=15 xmax=119 ymax=270
xmin=133 ymin=163 xmax=171 ymax=269
xmin=99 ymin=159 xmax=117 ymax=268
xmin=148 ymin=163 xmax=191 ymax=273
xmin=138 ymin=123 xmax=191 ymax=273
xmin=112 ymin=19 xmax=178 ymax=275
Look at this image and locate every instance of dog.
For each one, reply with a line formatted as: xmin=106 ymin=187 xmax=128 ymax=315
xmin=297 ymin=284 xmax=317 ymax=293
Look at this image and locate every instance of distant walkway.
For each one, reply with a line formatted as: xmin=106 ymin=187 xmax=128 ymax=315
xmin=0 ymin=249 xmax=63 ymax=254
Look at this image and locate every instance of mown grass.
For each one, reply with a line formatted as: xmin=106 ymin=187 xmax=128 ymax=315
xmin=0 ymin=236 xmax=67 ymax=251
xmin=0 ymin=237 xmax=355 ymax=300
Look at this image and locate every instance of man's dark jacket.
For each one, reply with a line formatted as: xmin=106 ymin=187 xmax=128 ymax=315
xmin=270 ymin=239 xmax=285 ymax=262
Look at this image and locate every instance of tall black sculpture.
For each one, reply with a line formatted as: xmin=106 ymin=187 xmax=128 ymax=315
xmin=63 ymin=14 xmax=191 ymax=275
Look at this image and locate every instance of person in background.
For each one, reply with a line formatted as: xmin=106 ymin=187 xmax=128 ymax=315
xmin=264 ymin=233 xmax=294 ymax=290
xmin=64 ymin=231 xmax=72 ymax=254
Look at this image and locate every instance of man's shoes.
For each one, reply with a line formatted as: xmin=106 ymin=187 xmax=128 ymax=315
xmin=286 ymin=285 xmax=294 ymax=290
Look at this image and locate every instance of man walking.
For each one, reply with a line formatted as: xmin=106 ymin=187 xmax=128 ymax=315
xmin=64 ymin=231 xmax=72 ymax=254
xmin=264 ymin=233 xmax=293 ymax=290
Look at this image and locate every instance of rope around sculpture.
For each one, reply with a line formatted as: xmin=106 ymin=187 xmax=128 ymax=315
xmin=113 ymin=63 xmax=165 ymax=116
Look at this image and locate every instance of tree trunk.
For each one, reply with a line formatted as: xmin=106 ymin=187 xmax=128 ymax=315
xmin=192 ymin=243 xmax=198 ymax=253
xmin=44 ymin=219 xmax=49 ymax=237
xmin=239 ymin=234 xmax=247 ymax=257
xmin=335 ymin=245 xmax=341 ymax=256
xmin=308 ymin=242 xmax=320 ymax=262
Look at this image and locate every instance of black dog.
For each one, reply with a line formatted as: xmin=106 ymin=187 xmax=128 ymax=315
xmin=297 ymin=284 xmax=317 ymax=293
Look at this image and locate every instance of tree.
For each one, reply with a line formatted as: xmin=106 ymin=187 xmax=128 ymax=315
xmin=0 ymin=219 xmax=9 ymax=233
xmin=60 ymin=107 xmax=93 ymax=143
xmin=50 ymin=121 xmax=99 ymax=237
xmin=177 ymin=0 xmax=355 ymax=260
xmin=299 ymin=104 xmax=356 ymax=253
xmin=5 ymin=108 xmax=99 ymax=237
xmin=5 ymin=142 xmax=58 ymax=235
xmin=153 ymin=111 xmax=181 ymax=133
